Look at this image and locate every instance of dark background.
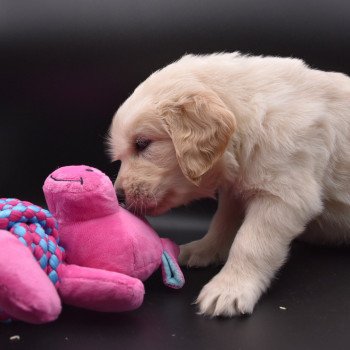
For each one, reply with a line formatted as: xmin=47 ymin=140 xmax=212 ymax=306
xmin=1 ymin=1 xmax=350 ymax=349
xmin=2 ymin=0 xmax=350 ymax=204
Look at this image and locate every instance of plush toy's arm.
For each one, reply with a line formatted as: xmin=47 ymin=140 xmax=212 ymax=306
xmin=0 ymin=231 xmax=61 ymax=324
xmin=160 ymin=238 xmax=185 ymax=289
xmin=58 ymin=264 xmax=144 ymax=312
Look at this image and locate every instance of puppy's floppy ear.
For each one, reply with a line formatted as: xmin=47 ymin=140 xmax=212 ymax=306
xmin=160 ymin=91 xmax=236 ymax=185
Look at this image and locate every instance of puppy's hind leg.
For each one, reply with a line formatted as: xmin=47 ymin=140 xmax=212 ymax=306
xmin=179 ymin=189 xmax=243 ymax=267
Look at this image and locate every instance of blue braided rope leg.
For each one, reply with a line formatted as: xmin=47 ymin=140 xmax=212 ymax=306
xmin=0 ymin=198 xmax=65 ymax=323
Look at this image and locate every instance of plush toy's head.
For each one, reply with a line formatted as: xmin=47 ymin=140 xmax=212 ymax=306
xmin=43 ymin=165 xmax=119 ymax=222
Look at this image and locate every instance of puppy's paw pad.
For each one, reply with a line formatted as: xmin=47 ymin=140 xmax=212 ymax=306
xmin=196 ymin=274 xmax=258 ymax=317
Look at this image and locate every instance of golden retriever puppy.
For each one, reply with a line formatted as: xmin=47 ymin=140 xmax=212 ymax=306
xmin=108 ymin=53 xmax=350 ymax=317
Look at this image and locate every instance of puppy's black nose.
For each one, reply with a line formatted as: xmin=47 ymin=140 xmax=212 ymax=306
xmin=116 ymin=187 xmax=126 ymax=206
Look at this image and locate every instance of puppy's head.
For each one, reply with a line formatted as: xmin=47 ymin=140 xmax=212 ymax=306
xmin=108 ymin=74 xmax=236 ymax=216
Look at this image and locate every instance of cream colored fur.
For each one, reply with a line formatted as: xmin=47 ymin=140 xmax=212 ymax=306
xmin=108 ymin=53 xmax=350 ymax=317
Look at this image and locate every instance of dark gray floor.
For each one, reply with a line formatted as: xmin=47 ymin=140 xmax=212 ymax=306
xmin=2 ymin=213 xmax=350 ymax=350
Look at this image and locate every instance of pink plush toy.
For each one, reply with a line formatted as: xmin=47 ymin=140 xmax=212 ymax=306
xmin=0 ymin=165 xmax=184 ymax=324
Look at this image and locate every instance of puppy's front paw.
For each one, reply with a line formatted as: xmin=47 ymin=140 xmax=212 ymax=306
xmin=196 ymin=271 xmax=261 ymax=317
xmin=179 ymin=239 xmax=222 ymax=268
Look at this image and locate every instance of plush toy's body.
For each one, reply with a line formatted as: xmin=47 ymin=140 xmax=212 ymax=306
xmin=0 ymin=166 xmax=184 ymax=324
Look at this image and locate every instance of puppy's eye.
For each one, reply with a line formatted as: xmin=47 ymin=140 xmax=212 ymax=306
xmin=135 ymin=138 xmax=151 ymax=152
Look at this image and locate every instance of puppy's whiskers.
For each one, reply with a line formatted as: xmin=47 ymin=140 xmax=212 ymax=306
xmin=150 ymin=191 xmax=158 ymax=209
xmin=126 ymin=200 xmax=136 ymax=212
xmin=140 ymin=199 xmax=145 ymax=217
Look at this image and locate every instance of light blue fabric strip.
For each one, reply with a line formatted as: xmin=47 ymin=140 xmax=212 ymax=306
xmin=161 ymin=251 xmax=184 ymax=288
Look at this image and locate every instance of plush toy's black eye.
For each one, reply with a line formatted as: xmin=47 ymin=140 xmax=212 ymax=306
xmin=135 ymin=138 xmax=151 ymax=152
xmin=85 ymin=169 xmax=94 ymax=172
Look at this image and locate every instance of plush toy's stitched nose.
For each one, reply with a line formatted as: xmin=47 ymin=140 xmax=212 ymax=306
xmin=116 ymin=188 xmax=126 ymax=206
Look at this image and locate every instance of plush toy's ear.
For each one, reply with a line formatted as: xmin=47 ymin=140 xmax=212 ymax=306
xmin=160 ymin=238 xmax=185 ymax=289
xmin=160 ymin=91 xmax=236 ymax=185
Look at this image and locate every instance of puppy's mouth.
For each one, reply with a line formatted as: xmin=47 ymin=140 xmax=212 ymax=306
xmin=124 ymin=195 xmax=172 ymax=217
xmin=126 ymin=202 xmax=170 ymax=217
